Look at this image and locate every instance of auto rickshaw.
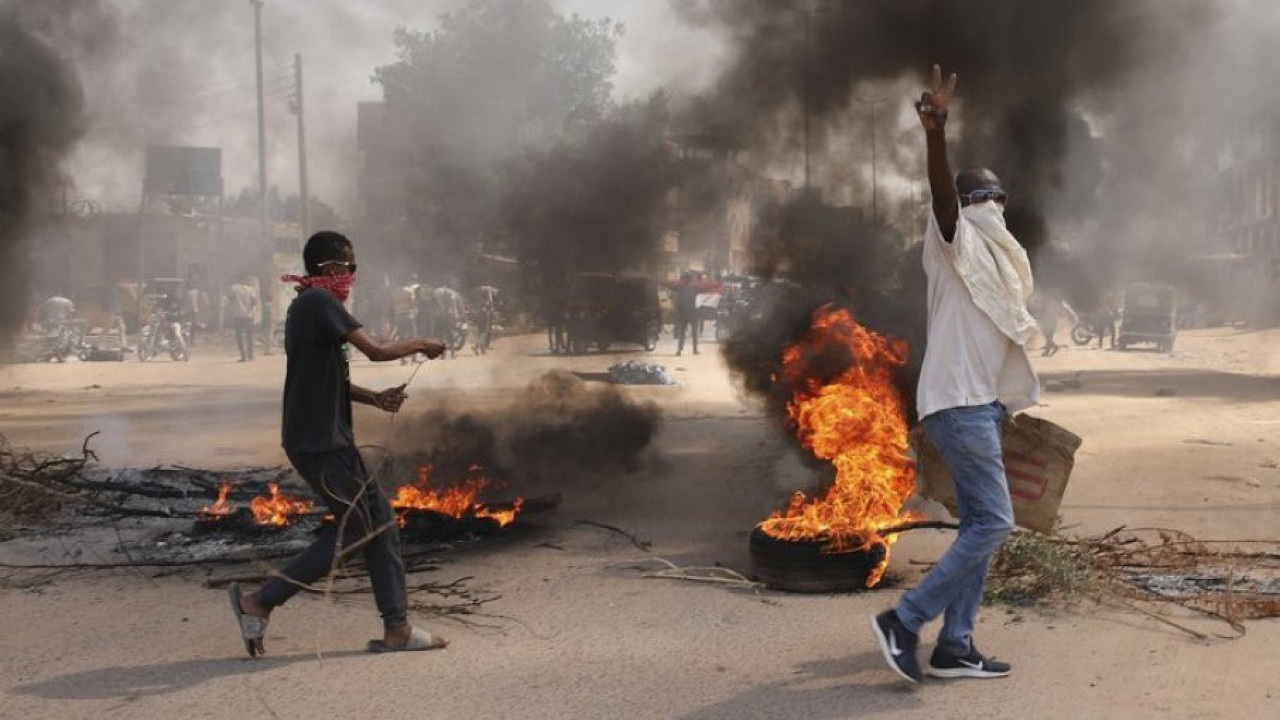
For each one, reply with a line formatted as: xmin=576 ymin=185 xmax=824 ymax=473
xmin=1117 ymin=283 xmax=1177 ymax=352
xmin=565 ymin=272 xmax=661 ymax=354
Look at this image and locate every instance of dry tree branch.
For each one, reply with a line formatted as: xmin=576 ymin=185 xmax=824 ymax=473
xmin=575 ymin=519 xmax=652 ymax=551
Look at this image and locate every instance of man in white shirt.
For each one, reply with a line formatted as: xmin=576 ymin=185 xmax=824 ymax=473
xmin=871 ymin=65 xmax=1040 ymax=684
xmin=226 ymin=276 xmax=258 ymax=362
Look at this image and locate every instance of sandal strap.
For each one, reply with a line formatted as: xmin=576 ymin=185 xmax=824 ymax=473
xmin=238 ymin=614 xmax=268 ymax=639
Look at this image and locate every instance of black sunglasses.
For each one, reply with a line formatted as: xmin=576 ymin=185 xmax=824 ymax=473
xmin=318 ymin=260 xmax=358 ymax=274
xmin=962 ymin=189 xmax=1007 ymax=205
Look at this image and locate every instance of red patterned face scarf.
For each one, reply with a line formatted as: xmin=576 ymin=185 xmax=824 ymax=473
xmin=280 ymin=273 xmax=355 ymax=303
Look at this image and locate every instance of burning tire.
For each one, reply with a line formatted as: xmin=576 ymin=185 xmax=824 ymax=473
xmin=749 ymin=526 xmax=886 ymax=593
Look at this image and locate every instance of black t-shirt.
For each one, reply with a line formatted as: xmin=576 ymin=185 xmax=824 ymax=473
xmin=675 ymin=284 xmax=698 ymax=315
xmin=281 ymin=288 xmax=362 ymax=453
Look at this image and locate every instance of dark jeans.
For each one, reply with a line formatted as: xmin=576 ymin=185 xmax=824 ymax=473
xmin=675 ymin=314 xmax=698 ymax=354
xmin=231 ymin=317 xmax=254 ymax=360
xmin=257 ymin=446 xmax=408 ymax=629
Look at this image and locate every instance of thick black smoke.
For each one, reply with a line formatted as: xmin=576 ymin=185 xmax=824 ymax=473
xmin=687 ymin=0 xmax=1210 ymax=421
xmin=389 ymin=370 xmax=661 ymax=497
xmin=676 ymin=0 xmax=1210 ymax=259
xmin=720 ymin=192 xmax=926 ymax=424
xmin=502 ymin=93 xmax=671 ymax=282
xmin=0 ymin=1 xmax=92 ymax=345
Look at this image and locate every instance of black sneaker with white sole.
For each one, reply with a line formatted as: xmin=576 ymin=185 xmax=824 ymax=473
xmin=870 ymin=610 xmax=923 ymax=684
xmin=926 ymin=644 xmax=1011 ymax=679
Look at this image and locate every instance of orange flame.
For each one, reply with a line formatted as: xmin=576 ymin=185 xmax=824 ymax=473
xmin=757 ymin=306 xmax=917 ymax=587
xmin=197 ymin=481 xmax=234 ymax=519
xmin=249 ymin=483 xmax=314 ymax=526
xmin=391 ymin=464 xmax=521 ymax=527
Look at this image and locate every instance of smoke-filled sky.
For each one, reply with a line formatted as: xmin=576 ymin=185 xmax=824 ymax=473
xmin=64 ymin=0 xmax=727 ymax=216
xmin=11 ymin=0 xmax=1280 ymax=311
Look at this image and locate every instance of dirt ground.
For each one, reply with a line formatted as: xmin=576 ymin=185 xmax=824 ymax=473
xmin=2 ymin=326 xmax=1278 ymax=720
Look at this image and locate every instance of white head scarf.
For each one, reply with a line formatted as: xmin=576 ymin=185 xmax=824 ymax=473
xmin=947 ymin=201 xmax=1039 ymax=346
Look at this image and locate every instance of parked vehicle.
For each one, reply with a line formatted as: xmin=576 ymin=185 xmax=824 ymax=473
xmin=565 ymin=272 xmax=662 ymax=354
xmin=1117 ymin=283 xmax=1177 ymax=352
xmin=137 ymin=308 xmax=191 ymax=362
xmin=714 ymin=277 xmax=775 ymax=342
xmin=36 ymin=320 xmax=90 ymax=362
xmin=1070 ymin=311 xmax=1116 ymax=346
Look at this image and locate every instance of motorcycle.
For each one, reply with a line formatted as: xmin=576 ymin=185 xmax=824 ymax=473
xmin=1069 ymin=321 xmax=1096 ymax=346
xmin=137 ymin=312 xmax=191 ymax=362
xmin=1070 ymin=312 xmax=1117 ymax=347
xmin=36 ymin=322 xmax=90 ymax=363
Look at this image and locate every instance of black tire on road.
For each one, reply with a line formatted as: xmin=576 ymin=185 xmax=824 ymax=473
xmin=1070 ymin=323 xmax=1093 ymax=346
xmin=748 ymin=526 xmax=886 ymax=593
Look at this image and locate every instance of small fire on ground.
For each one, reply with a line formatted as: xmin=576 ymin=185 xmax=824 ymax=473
xmin=198 ymin=481 xmax=315 ymax=527
xmin=757 ymin=305 xmax=918 ymax=588
xmin=391 ymin=464 xmax=523 ymax=527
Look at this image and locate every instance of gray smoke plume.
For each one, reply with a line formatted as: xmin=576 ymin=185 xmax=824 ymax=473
xmin=678 ymin=0 xmax=1210 ymax=259
xmin=0 ymin=1 xmax=94 ymax=345
xmin=687 ymin=0 xmax=1215 ymax=421
xmin=501 ymin=93 xmax=671 ymax=293
xmin=389 ymin=371 xmax=661 ymax=497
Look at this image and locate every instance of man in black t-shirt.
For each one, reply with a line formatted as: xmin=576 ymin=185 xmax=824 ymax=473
xmin=227 ymin=231 xmax=449 ymax=657
xmin=673 ymin=273 xmax=699 ymax=356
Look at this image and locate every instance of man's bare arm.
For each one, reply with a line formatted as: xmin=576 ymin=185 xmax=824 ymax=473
xmin=917 ymin=65 xmax=960 ymax=243
xmin=351 ymin=383 xmax=408 ymax=412
xmin=346 ymin=327 xmax=444 ymax=362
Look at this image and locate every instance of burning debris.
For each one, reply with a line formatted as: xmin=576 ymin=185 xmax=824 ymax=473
xmin=249 ymin=483 xmax=315 ymax=527
xmin=751 ymin=305 xmax=918 ymax=590
xmin=192 ymin=481 xmax=315 ymax=537
xmin=388 ymin=463 xmax=534 ymax=541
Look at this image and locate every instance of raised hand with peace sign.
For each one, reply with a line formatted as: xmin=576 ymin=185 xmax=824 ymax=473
xmin=915 ymin=64 xmax=957 ymax=132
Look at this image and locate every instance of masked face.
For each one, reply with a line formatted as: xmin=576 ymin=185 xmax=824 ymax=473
xmin=961 ymin=198 xmax=1007 ymax=229
xmin=309 ymin=273 xmax=355 ymax=302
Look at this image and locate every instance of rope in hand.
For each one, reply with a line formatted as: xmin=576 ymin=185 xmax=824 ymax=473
xmin=371 ymin=355 xmax=428 ymax=481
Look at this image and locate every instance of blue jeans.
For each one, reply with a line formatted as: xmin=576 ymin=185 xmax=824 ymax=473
xmin=896 ymin=402 xmax=1014 ymax=655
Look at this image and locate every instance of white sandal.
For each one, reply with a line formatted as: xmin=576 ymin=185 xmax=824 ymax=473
xmin=228 ymin=582 xmax=268 ymax=658
xmin=366 ymin=626 xmax=449 ymax=653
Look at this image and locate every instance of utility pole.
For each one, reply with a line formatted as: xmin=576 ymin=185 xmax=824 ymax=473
xmin=251 ymin=0 xmax=272 ymax=353
xmin=802 ymin=8 xmax=812 ymax=191
xmin=870 ymin=101 xmax=878 ymax=222
xmin=857 ymin=97 xmax=888 ymax=223
xmin=792 ymin=3 xmax=828 ymax=192
xmin=292 ymin=52 xmax=310 ymax=241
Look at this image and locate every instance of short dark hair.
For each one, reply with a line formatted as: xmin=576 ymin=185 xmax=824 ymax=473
xmin=303 ymin=231 xmax=352 ymax=276
xmin=956 ymin=167 xmax=1003 ymax=195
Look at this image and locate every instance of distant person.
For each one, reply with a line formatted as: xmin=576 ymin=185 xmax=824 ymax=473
xmin=228 ymin=230 xmax=449 ymax=657
xmin=36 ymin=295 xmax=75 ymax=330
xmin=871 ymin=65 xmax=1039 ymax=684
xmin=673 ymin=273 xmax=699 ymax=356
xmin=156 ymin=290 xmax=189 ymax=357
xmin=1093 ymin=293 xmax=1120 ymax=349
xmin=393 ymin=275 xmax=419 ymax=363
xmin=432 ymin=284 xmax=466 ymax=357
xmin=472 ymin=284 xmax=498 ymax=353
xmin=543 ymin=281 xmax=567 ymax=354
xmin=184 ymin=284 xmax=205 ymax=347
xmin=226 ymin=275 xmax=258 ymax=362
xmin=1037 ymin=293 xmax=1077 ymax=357
xmin=413 ymin=276 xmax=435 ymax=339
